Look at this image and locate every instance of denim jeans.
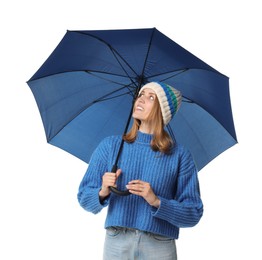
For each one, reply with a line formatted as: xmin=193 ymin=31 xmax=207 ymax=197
xmin=103 ymin=227 xmax=177 ymax=260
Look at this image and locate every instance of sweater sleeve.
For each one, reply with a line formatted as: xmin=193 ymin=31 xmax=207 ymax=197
xmin=77 ymin=138 xmax=110 ymax=214
xmin=152 ymin=147 xmax=203 ymax=228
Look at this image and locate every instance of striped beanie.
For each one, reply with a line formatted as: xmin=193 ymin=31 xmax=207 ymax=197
xmin=139 ymin=82 xmax=182 ymax=125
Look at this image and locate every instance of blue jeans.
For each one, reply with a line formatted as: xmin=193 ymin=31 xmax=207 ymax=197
xmin=103 ymin=227 xmax=177 ymax=260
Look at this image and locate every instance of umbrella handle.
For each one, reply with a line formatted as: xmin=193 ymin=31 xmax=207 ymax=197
xmin=109 ymin=186 xmax=131 ymax=196
xmin=109 ymin=165 xmax=131 ymax=196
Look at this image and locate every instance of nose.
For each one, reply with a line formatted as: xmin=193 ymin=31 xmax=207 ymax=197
xmin=137 ymin=95 xmax=145 ymax=103
xmin=137 ymin=98 xmax=145 ymax=106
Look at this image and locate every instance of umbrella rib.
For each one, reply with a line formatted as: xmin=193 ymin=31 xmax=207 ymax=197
xmin=148 ymin=67 xmax=228 ymax=80
xmin=47 ymin=87 xmax=134 ymax=142
xmin=70 ymin=30 xmax=140 ymax=86
xmin=84 ymin=70 xmax=130 ymax=87
xmin=94 ymin=91 xmax=134 ymax=102
xmin=166 ymin=124 xmax=177 ymax=143
xmin=84 ymin=70 xmax=137 ymax=98
xmin=109 ymin=47 xmax=139 ymax=88
xmin=147 ymin=68 xmax=189 ymax=81
xmin=146 ymin=68 xmax=205 ymax=103
xmin=148 ymin=68 xmax=195 ymax=102
xmin=139 ymin=28 xmax=156 ymax=85
xmin=88 ymin=86 xmax=135 ymax=104
xmin=28 ymin=69 xmax=134 ymax=83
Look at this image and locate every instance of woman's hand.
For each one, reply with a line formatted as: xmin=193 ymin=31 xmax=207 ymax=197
xmin=126 ymin=180 xmax=160 ymax=208
xmin=99 ymin=169 xmax=122 ymax=199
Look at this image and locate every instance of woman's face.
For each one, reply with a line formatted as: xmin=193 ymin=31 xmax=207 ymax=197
xmin=133 ymin=88 xmax=156 ymax=122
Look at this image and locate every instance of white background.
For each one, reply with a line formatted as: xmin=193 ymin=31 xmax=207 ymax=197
xmin=1 ymin=0 xmax=261 ymax=259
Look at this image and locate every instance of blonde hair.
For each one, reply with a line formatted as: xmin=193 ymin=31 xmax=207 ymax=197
xmin=123 ymin=98 xmax=173 ymax=154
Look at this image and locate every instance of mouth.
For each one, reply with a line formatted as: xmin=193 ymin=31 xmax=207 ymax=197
xmin=136 ymin=105 xmax=144 ymax=111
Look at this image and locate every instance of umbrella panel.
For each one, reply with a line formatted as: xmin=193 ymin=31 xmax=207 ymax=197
xmin=49 ymin=92 xmax=133 ymax=163
xmin=170 ymin=102 xmax=237 ymax=170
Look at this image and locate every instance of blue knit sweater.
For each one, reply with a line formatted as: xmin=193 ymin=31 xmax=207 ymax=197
xmin=78 ymin=131 xmax=203 ymax=239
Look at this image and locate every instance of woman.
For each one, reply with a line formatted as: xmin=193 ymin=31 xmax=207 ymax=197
xmin=78 ymin=82 xmax=203 ymax=260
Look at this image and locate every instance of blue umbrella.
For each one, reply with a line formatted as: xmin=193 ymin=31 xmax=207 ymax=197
xmin=27 ymin=28 xmax=237 ymax=194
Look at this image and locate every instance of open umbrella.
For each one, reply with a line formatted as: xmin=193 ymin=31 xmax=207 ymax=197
xmin=27 ymin=28 xmax=237 ymax=195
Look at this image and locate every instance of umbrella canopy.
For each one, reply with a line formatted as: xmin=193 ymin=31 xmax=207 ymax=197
xmin=27 ymin=27 xmax=237 ymax=171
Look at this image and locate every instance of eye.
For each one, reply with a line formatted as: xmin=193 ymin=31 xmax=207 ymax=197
xmin=149 ymin=95 xmax=155 ymax=101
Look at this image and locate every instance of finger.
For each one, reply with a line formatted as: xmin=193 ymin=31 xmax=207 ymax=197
xmin=103 ymin=174 xmax=116 ymax=182
xmin=116 ymin=169 xmax=122 ymax=178
xmin=104 ymin=172 xmax=116 ymax=178
xmin=103 ymin=173 xmax=118 ymax=186
xmin=128 ymin=180 xmax=142 ymax=185
xmin=126 ymin=184 xmax=144 ymax=192
xmin=128 ymin=187 xmax=146 ymax=196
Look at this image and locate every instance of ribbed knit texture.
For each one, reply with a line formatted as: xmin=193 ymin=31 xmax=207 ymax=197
xmin=78 ymin=132 xmax=203 ymax=239
xmin=139 ymin=82 xmax=182 ymax=125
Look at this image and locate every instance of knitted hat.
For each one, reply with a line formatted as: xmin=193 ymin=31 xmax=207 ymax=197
xmin=139 ymin=82 xmax=182 ymax=125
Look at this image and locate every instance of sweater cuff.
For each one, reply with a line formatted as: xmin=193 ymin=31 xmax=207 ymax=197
xmin=99 ymin=190 xmax=110 ymax=206
xmin=85 ymin=187 xmax=109 ymax=213
xmin=151 ymin=196 xmax=178 ymax=218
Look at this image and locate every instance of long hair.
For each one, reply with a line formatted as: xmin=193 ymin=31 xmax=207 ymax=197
xmin=123 ymin=98 xmax=173 ymax=154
